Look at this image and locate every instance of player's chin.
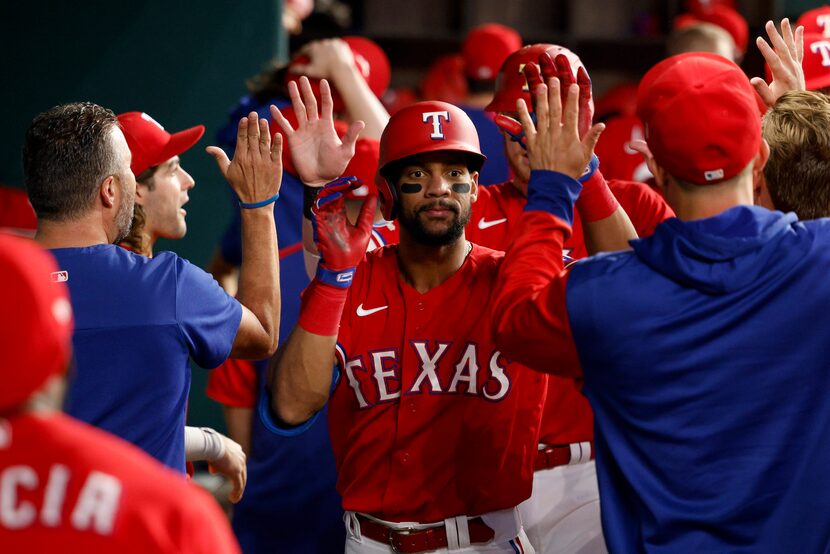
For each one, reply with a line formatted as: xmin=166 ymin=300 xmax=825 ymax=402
xmin=419 ymin=215 xmax=457 ymax=234
xmin=170 ymin=221 xmax=188 ymax=240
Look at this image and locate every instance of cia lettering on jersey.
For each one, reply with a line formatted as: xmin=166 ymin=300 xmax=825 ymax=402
xmin=336 ymin=340 xmax=512 ymax=408
xmin=1 ymin=465 xmax=121 ymax=534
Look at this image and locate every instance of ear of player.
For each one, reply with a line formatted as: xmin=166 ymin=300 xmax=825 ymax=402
xmin=312 ymin=176 xmax=377 ymax=289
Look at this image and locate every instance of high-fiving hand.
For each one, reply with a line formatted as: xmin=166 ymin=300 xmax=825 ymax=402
xmin=206 ymin=112 xmax=283 ymax=205
xmin=270 ymin=76 xmax=365 ymax=187
xmin=516 ymin=78 xmax=605 ymax=180
xmin=751 ymin=18 xmax=805 ymax=107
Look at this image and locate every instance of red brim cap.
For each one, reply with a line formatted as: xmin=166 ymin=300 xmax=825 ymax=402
xmin=637 ymin=52 xmax=761 ymax=186
xmin=796 ymin=6 xmax=830 ymax=38
xmin=802 ymin=33 xmax=830 ymax=91
xmin=674 ymin=5 xmax=748 ymax=54
xmin=117 ymin=112 xmax=205 ymax=176
xmin=462 ymin=23 xmax=522 ymax=81
xmin=153 ymin=126 xmax=205 ymax=169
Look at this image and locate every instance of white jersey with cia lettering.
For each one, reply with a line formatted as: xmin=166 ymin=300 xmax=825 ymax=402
xmin=327 ymin=242 xmax=547 ymax=523
xmin=0 ymin=412 xmax=239 ymax=553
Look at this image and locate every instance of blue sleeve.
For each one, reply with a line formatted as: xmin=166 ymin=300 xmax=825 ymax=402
xmin=174 ymin=255 xmax=243 ymax=369
xmin=525 ymin=169 xmax=583 ymax=226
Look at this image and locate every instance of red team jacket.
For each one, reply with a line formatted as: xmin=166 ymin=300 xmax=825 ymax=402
xmin=467 ymin=177 xmax=673 ymax=446
xmin=0 ymin=413 xmax=239 ymax=553
xmin=329 ymin=244 xmax=547 ymax=522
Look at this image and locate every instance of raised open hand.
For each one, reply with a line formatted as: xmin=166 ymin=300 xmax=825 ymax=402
xmin=517 ymin=78 xmax=604 ymax=180
xmin=751 ymin=18 xmax=805 ymax=107
xmin=206 ymin=112 xmax=283 ymax=205
xmin=270 ymin=76 xmax=365 ymax=187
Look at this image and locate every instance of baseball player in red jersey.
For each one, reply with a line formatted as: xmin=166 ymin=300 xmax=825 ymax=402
xmin=0 ymin=233 xmax=239 ymax=553
xmin=459 ymin=44 xmax=673 ymax=552
xmin=267 ymin=76 xmax=546 ymax=552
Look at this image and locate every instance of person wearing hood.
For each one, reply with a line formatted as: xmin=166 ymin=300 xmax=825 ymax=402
xmin=491 ymin=20 xmax=830 ymax=553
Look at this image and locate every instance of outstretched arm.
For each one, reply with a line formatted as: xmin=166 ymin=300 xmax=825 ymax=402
xmin=268 ymin=80 xmax=377 ymax=425
xmin=269 ymin=180 xmax=376 ymax=425
xmin=207 ymin=113 xmax=282 ymax=359
xmin=499 ymin=53 xmax=637 ymax=254
xmin=493 ymin=77 xmax=603 ymax=376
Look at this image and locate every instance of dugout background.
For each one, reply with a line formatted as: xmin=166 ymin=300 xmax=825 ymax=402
xmin=0 ymin=0 xmax=820 ymax=432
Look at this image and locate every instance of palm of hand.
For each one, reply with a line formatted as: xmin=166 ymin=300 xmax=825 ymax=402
xmin=289 ymin=122 xmax=350 ymax=185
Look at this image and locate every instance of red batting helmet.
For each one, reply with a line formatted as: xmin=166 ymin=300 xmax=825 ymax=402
xmin=375 ymin=101 xmax=485 ymax=220
xmin=485 ymin=43 xmax=587 ymax=113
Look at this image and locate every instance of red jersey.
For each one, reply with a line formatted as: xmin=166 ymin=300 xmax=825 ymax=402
xmin=329 ymin=243 xmax=547 ymax=523
xmin=467 ymin=177 xmax=673 ymax=445
xmin=0 ymin=412 xmax=239 ymax=553
xmin=207 ymin=358 xmax=258 ymax=408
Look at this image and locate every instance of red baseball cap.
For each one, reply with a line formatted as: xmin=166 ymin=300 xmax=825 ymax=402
xmin=462 ymin=23 xmax=522 ymax=81
xmin=382 ymin=87 xmax=420 ymax=116
xmin=675 ymin=5 xmax=749 ymax=55
xmin=0 ymin=234 xmax=73 ymax=412
xmin=594 ymin=81 xmax=639 ymax=123
xmin=594 ymin=114 xmax=653 ymax=183
xmin=421 ymin=54 xmax=468 ymax=105
xmin=117 ymin=112 xmax=205 ymax=177
xmin=797 ymin=5 xmax=830 ymax=38
xmin=636 ymin=52 xmax=761 ymax=186
xmin=285 ymin=36 xmax=391 ymax=114
xmin=801 ymin=33 xmax=830 ymax=91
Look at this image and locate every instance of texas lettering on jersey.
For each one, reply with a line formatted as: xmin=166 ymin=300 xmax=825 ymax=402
xmin=336 ymin=340 xmax=512 ymax=409
xmin=326 ymin=244 xmax=547 ymax=523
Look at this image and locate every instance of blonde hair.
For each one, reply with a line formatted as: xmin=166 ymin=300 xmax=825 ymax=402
xmin=763 ymin=90 xmax=830 ymax=220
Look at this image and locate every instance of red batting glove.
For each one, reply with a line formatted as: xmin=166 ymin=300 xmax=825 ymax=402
xmin=311 ymin=176 xmax=377 ymax=288
xmin=494 ymin=113 xmax=528 ymax=150
xmin=299 ymin=177 xmax=378 ymax=336
xmin=549 ymin=53 xmax=594 ymax=140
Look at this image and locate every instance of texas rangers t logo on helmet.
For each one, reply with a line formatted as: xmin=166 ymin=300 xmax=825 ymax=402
xmin=422 ymin=111 xmax=450 ymax=139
